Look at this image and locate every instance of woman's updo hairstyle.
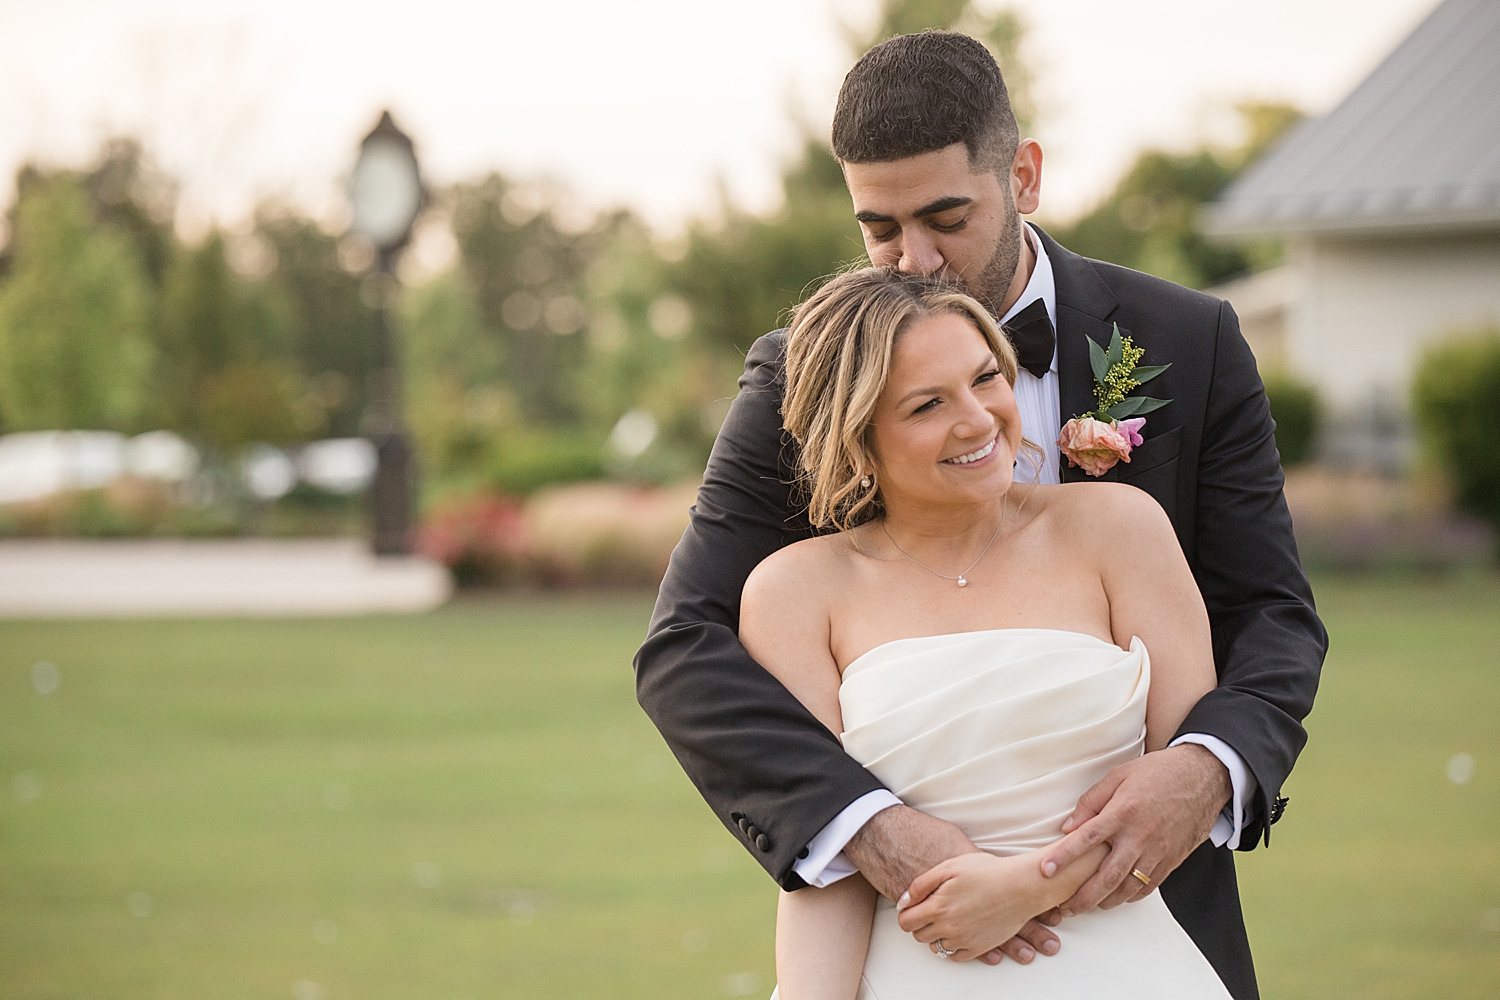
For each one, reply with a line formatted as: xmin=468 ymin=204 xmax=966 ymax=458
xmin=782 ymin=267 xmax=1019 ymax=532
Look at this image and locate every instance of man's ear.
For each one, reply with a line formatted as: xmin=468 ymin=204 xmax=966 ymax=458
xmin=1011 ymin=139 xmax=1043 ymax=216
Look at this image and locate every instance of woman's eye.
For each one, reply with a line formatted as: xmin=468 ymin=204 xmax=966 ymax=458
xmin=974 ymin=369 xmax=1001 ymax=385
xmin=913 ymin=398 xmax=940 ymax=414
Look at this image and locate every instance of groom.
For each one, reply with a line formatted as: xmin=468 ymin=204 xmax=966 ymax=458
xmin=636 ymin=29 xmax=1325 ymax=1000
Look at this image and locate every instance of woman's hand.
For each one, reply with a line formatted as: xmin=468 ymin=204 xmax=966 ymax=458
xmin=895 ymin=853 xmax=1042 ymax=961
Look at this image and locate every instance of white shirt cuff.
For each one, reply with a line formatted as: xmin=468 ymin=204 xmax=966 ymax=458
xmin=791 ymin=790 xmax=903 ymax=888
xmin=1170 ymin=733 xmax=1258 ymax=850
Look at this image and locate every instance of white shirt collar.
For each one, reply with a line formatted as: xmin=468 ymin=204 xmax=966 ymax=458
xmin=997 ymin=222 xmax=1057 ymax=375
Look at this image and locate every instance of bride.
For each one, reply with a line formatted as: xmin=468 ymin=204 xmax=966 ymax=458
xmin=740 ymin=268 xmax=1233 ymax=999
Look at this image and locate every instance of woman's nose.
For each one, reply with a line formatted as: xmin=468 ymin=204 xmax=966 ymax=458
xmin=951 ymin=391 xmax=995 ymax=440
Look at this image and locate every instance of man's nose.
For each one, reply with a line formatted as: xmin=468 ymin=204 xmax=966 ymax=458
xmin=898 ymin=231 xmax=943 ymax=275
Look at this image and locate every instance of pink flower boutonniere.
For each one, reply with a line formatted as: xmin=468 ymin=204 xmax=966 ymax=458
xmin=1057 ymin=324 xmax=1171 ymax=477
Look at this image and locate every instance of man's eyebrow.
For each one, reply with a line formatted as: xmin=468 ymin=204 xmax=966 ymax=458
xmin=854 ymin=196 xmax=973 ymax=225
xmin=913 ymin=196 xmax=972 ymax=218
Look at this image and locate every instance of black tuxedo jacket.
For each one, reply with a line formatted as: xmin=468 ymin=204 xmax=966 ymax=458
xmin=635 ymin=228 xmax=1327 ymax=1000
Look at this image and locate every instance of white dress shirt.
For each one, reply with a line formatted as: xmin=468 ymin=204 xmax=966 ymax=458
xmin=791 ymin=223 xmax=1256 ymax=888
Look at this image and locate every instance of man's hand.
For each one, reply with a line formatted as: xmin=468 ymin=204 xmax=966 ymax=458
xmin=845 ymin=805 xmax=1062 ymax=966
xmin=1037 ymin=744 xmax=1231 ymax=914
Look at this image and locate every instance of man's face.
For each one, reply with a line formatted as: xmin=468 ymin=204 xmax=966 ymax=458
xmin=843 ymin=142 xmax=1027 ymax=315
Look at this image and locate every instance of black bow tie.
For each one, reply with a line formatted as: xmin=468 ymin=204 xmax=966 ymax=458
xmin=1002 ymin=298 xmax=1054 ymax=379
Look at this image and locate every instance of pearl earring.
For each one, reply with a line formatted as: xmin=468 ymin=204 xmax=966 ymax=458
xmin=860 ymin=475 xmax=871 ymax=489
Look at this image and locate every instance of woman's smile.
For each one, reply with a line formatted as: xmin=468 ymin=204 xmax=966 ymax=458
xmin=941 ymin=433 xmax=999 ymax=468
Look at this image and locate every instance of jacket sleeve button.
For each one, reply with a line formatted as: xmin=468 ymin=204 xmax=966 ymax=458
xmin=746 ymin=824 xmax=759 ymax=839
xmin=797 ymin=847 xmax=809 ymax=860
xmin=756 ymin=833 xmax=771 ymax=851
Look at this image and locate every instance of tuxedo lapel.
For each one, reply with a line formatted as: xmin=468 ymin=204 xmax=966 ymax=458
xmin=1032 ymin=227 xmax=1121 ymax=483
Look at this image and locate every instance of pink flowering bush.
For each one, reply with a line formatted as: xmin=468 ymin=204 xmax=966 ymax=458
xmin=416 ymin=493 xmax=532 ymax=586
xmin=417 ymin=481 xmax=697 ymax=587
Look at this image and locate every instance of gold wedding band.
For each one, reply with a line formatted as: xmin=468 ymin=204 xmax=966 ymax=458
xmin=1130 ymin=868 xmax=1152 ymax=887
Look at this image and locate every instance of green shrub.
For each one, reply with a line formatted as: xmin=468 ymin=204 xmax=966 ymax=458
xmin=1413 ymin=327 xmax=1500 ymax=536
xmin=487 ymin=427 xmax=605 ymax=496
xmin=1262 ymin=372 xmax=1321 ymax=466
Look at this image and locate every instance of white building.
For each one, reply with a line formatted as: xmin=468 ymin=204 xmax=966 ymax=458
xmin=1204 ymin=0 xmax=1500 ymax=463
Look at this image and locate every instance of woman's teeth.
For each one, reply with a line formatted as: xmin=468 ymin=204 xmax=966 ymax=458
xmin=943 ymin=437 xmax=996 ymax=465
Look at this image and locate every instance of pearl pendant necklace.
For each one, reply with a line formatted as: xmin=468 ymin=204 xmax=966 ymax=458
xmin=881 ymin=499 xmax=1006 ymax=589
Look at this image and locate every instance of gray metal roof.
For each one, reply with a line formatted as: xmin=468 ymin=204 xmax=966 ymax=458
xmin=1204 ymin=0 xmax=1500 ymax=237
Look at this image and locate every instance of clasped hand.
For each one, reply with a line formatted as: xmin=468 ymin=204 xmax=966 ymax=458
xmin=853 ymin=745 xmax=1231 ymax=964
xmin=895 ymin=853 xmax=1046 ymax=962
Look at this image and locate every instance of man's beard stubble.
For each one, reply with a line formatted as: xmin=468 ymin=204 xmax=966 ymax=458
xmin=966 ymin=188 xmax=1023 ymax=321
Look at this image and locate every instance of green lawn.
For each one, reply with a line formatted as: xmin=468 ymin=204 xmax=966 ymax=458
xmin=1 ymin=579 xmax=1497 ymax=999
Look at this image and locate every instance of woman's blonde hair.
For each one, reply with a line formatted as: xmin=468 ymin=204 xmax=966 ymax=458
xmin=783 ymin=268 xmax=1023 ymax=532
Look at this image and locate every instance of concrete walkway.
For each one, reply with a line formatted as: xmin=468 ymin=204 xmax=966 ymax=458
xmin=0 ymin=539 xmax=452 ymax=617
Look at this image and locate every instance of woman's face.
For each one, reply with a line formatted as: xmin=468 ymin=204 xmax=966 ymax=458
xmin=868 ymin=310 xmax=1023 ymax=514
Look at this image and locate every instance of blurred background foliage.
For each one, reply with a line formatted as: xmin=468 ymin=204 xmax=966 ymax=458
xmin=9 ymin=0 xmax=1480 ymax=572
xmin=1263 ymin=372 xmax=1322 ymax=469
xmin=1050 ymin=102 xmax=1303 ymax=290
xmin=0 ymin=0 xmax=1062 ymax=511
xmin=1412 ymin=327 xmax=1500 ymax=544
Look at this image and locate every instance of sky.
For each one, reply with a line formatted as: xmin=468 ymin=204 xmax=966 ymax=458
xmin=0 ymin=0 xmax=1443 ymax=236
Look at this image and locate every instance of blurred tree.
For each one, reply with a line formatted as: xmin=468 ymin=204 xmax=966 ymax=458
xmin=153 ymin=232 xmax=305 ymax=450
xmin=0 ymin=174 xmax=153 ymax=431
xmin=1 ymin=140 xmax=177 ymax=291
xmin=1049 ymin=102 xmax=1303 ymax=288
xmin=580 ymin=212 xmax=742 ymax=484
xmin=255 ymin=210 xmax=378 ymax=438
xmin=668 ymin=141 xmax=866 ymax=357
xmin=400 ymin=267 xmax=506 ymax=477
xmin=81 ymin=138 xmax=179 ymax=290
xmin=446 ymin=176 xmax=609 ymax=427
xmin=401 ymin=234 xmax=607 ymax=494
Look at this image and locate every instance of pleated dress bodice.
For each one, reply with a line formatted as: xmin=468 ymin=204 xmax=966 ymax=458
xmin=830 ymin=629 xmax=1231 ymax=999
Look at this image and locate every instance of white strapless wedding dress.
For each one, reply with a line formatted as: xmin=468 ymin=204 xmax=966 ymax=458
xmin=804 ymin=629 xmax=1231 ymax=999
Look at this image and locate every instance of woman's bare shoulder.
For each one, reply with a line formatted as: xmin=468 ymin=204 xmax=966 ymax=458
xmin=1034 ymin=482 xmax=1173 ymax=546
xmin=741 ymin=532 xmax=857 ymax=614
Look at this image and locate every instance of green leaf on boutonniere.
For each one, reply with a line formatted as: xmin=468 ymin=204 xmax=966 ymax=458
xmin=1104 ymin=396 xmax=1171 ymax=420
xmin=1088 ymin=335 xmax=1110 ymax=386
xmin=1129 ymin=364 xmax=1171 ymax=385
xmin=1106 ymin=324 xmax=1125 ymax=370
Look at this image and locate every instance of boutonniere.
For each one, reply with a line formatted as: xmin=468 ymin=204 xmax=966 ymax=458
xmin=1057 ymin=324 xmax=1171 ymax=477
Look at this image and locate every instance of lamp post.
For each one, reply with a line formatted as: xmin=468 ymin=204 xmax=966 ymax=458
xmin=350 ymin=110 xmax=424 ymax=555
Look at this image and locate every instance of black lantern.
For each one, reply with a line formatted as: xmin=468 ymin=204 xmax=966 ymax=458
xmin=350 ymin=111 xmax=423 ymax=555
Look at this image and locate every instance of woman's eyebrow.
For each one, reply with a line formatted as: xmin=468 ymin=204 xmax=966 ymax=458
xmin=897 ymin=384 xmax=944 ymax=406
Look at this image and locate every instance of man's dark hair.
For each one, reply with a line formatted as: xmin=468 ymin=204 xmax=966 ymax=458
xmin=832 ymin=30 xmax=1019 ymax=174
